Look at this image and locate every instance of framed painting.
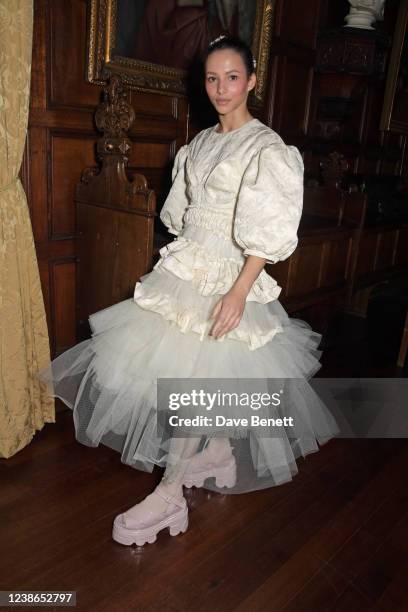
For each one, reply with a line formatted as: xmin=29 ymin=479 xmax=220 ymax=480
xmin=380 ymin=0 xmax=408 ymax=133
xmin=87 ymin=0 xmax=275 ymax=106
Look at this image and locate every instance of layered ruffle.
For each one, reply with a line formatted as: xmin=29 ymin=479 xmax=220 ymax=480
xmin=153 ymin=236 xmax=282 ymax=304
xmin=133 ymin=268 xmax=284 ymax=351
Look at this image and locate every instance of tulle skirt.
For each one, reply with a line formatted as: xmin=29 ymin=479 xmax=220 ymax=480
xmin=39 ymin=263 xmax=339 ymax=494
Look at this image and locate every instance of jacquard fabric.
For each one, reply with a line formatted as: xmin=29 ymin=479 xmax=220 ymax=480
xmin=0 ymin=0 xmax=55 ymax=458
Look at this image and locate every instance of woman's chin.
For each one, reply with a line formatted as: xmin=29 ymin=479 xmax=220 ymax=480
xmin=215 ymin=105 xmax=231 ymax=115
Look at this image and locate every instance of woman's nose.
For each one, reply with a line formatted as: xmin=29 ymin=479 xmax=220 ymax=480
xmin=217 ymin=80 xmax=226 ymax=94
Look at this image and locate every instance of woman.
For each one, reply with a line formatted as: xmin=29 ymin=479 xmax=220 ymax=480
xmin=41 ymin=36 xmax=338 ymax=546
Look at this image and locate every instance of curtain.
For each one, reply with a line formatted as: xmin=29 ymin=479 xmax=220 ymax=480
xmin=0 ymin=0 xmax=55 ymax=458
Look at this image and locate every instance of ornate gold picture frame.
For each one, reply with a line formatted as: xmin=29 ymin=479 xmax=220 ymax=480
xmin=380 ymin=0 xmax=408 ymax=133
xmin=87 ymin=0 xmax=275 ymax=106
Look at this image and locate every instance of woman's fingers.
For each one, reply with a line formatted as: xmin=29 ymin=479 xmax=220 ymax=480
xmin=209 ymin=290 xmax=246 ymax=339
xmin=210 ymin=306 xmax=241 ymax=338
xmin=209 ymin=298 xmax=225 ymax=337
xmin=210 ymin=299 xmax=222 ymax=319
xmin=213 ymin=315 xmax=240 ymax=339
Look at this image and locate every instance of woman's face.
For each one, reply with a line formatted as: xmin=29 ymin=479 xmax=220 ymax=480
xmin=205 ymin=49 xmax=256 ymax=117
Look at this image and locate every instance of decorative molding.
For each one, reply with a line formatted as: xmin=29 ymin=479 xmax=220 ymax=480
xmin=316 ymin=27 xmax=389 ymax=76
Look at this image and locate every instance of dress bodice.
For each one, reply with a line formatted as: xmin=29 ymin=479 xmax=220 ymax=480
xmin=155 ymin=119 xmax=304 ymax=305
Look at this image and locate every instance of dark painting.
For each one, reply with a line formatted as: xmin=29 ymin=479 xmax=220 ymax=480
xmin=115 ymin=0 xmax=257 ymax=70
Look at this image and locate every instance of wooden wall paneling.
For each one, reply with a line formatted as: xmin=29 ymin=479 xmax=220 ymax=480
xmin=28 ymin=127 xmax=49 ymax=243
xmin=280 ymin=59 xmax=313 ymax=139
xmin=319 ymin=235 xmax=353 ymax=287
xmin=50 ymin=132 xmax=97 ymax=239
xmin=48 ymin=0 xmax=99 ymax=110
xmin=373 ymin=229 xmax=398 ymax=271
xmin=52 ymin=260 xmax=77 ymax=354
xmin=355 ymin=231 xmax=378 ymax=279
xmin=268 ymin=0 xmax=317 ymax=143
xmin=379 ymin=133 xmax=404 ymax=176
xmin=29 ymin=108 xmax=97 ymax=132
xmin=400 ymin=136 xmax=408 ymax=178
xmin=285 ymin=241 xmax=323 ymax=298
xmin=358 ymin=82 xmax=384 ymax=174
xmin=128 ymin=141 xmax=175 ymax=172
xmin=278 ymin=0 xmax=322 ymax=48
xmin=31 ymin=0 xmax=47 ymax=110
xmin=266 ymin=260 xmax=290 ymax=299
xmin=399 ymin=135 xmax=407 ymax=177
xmin=129 ymin=91 xmax=181 ymax=121
xmin=128 ymin=104 xmax=183 ymax=140
xmin=343 ymin=81 xmax=369 ymax=147
xmin=128 ymin=139 xmax=177 ymax=215
xmin=272 ymin=53 xmax=314 ymax=142
xmin=395 ymin=228 xmax=408 ymax=265
xmin=318 ymin=0 xmax=349 ymax=30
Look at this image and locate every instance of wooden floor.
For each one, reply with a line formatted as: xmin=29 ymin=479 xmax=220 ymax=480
xmin=1 ymin=314 xmax=407 ymax=611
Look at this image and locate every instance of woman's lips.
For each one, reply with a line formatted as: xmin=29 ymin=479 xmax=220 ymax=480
xmin=216 ymin=99 xmax=230 ymax=105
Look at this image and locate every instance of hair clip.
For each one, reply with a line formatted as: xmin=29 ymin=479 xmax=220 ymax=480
xmin=208 ymin=34 xmax=227 ymax=48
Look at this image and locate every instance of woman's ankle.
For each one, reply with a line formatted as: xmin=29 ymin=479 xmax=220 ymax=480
xmin=157 ymin=480 xmax=183 ymax=499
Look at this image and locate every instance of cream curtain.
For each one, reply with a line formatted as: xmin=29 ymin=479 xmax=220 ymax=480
xmin=0 ymin=0 xmax=55 ymax=458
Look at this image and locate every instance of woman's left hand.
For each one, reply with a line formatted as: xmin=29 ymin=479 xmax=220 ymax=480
xmin=209 ymin=287 xmax=247 ymax=339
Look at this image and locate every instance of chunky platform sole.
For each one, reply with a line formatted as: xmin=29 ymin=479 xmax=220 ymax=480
xmin=183 ymin=456 xmax=237 ymax=489
xmin=112 ymin=505 xmax=189 ymax=546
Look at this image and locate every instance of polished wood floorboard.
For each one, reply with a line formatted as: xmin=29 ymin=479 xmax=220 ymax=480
xmin=1 ymin=314 xmax=407 ymax=611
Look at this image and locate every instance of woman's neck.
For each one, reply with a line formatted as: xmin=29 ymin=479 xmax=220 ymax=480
xmin=217 ymin=111 xmax=254 ymax=134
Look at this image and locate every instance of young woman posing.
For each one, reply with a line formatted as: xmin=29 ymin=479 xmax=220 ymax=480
xmin=41 ymin=36 xmax=337 ymax=546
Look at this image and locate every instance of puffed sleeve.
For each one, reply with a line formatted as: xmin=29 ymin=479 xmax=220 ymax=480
xmin=234 ymin=144 xmax=304 ymax=264
xmin=159 ymin=144 xmax=189 ymax=236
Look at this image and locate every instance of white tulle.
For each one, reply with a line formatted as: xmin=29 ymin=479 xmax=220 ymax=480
xmin=40 ymin=276 xmax=338 ymax=493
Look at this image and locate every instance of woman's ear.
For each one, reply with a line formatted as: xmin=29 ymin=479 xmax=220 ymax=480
xmin=247 ymin=73 xmax=257 ymax=93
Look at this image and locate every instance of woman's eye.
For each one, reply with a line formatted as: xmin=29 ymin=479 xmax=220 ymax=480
xmin=229 ymin=75 xmax=238 ymax=80
xmin=207 ymin=76 xmax=216 ymax=83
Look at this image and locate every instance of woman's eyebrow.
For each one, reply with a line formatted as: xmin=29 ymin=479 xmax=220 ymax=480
xmin=206 ymin=69 xmax=242 ymax=75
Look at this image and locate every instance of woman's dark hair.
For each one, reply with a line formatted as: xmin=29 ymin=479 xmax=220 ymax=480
xmin=203 ymin=35 xmax=256 ymax=77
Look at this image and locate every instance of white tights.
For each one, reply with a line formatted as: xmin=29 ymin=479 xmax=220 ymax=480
xmin=160 ymin=436 xmax=233 ymax=496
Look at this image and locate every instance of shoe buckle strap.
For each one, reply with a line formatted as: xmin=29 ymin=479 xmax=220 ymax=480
xmin=154 ymin=487 xmax=185 ymax=509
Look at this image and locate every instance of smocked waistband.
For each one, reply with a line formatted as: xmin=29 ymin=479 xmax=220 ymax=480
xmin=183 ymin=205 xmax=234 ymax=239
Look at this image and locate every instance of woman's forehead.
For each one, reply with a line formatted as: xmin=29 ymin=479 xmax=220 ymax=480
xmin=205 ymin=49 xmax=245 ymax=72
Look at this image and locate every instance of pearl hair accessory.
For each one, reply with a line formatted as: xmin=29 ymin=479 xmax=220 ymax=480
xmin=208 ymin=34 xmax=228 ymax=47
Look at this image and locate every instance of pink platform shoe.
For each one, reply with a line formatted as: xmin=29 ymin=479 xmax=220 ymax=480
xmin=112 ymin=487 xmax=188 ymax=546
xmin=183 ymin=453 xmax=237 ymax=489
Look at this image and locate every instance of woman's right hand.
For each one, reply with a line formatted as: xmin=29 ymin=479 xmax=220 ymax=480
xmin=208 ymin=287 xmax=247 ymax=339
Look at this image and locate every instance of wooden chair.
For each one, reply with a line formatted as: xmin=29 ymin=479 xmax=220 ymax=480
xmin=75 ymin=75 xmax=156 ymax=340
